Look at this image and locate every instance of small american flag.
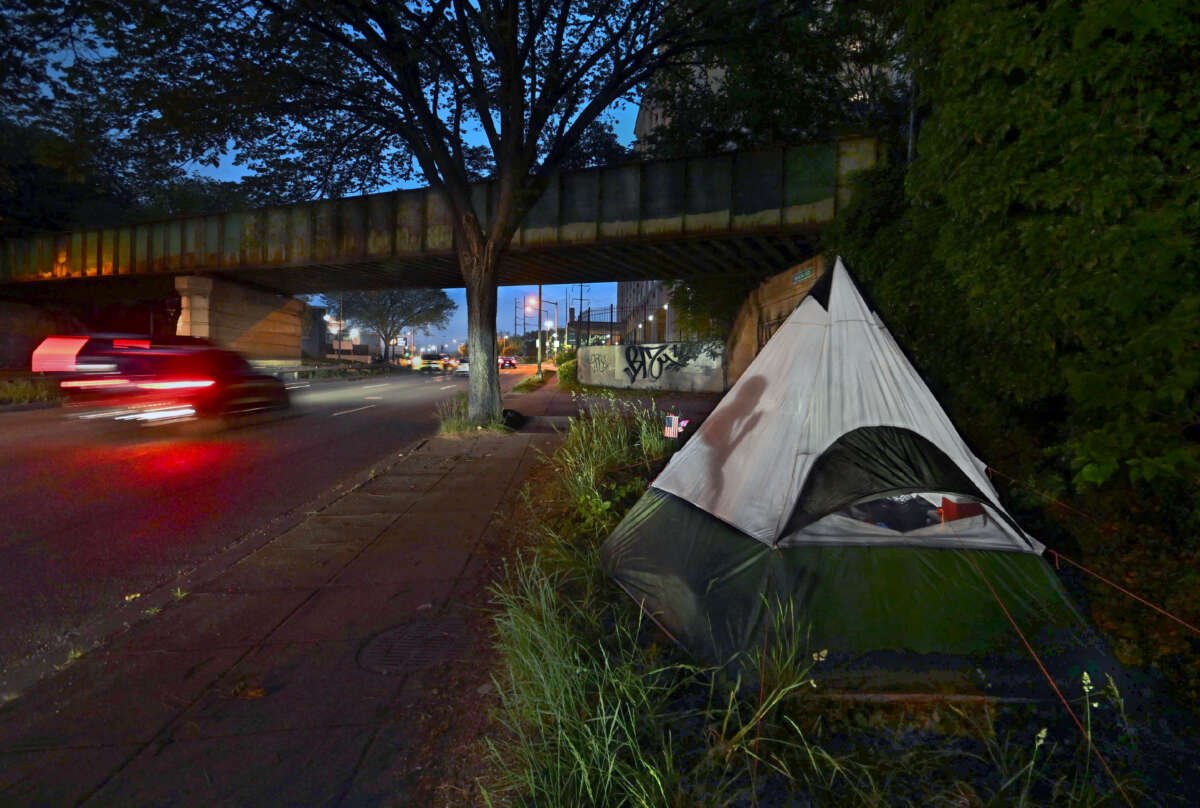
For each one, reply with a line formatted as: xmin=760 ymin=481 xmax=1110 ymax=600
xmin=664 ymin=414 xmax=681 ymax=438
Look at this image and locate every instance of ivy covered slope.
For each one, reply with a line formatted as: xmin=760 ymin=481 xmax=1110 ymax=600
xmin=910 ymin=0 xmax=1198 ymax=489
xmin=829 ymin=0 xmax=1198 ymax=690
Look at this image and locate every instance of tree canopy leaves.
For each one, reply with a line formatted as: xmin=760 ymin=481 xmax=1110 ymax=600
xmin=638 ymin=0 xmax=909 ymax=158
xmin=339 ymin=288 xmax=456 ymax=360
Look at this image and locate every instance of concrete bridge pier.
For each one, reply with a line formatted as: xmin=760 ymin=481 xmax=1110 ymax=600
xmin=175 ymin=276 xmax=302 ymax=361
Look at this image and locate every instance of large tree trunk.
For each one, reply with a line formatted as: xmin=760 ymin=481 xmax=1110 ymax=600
xmin=462 ymin=250 xmax=501 ymax=422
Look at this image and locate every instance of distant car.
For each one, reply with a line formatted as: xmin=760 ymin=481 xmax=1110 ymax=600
xmin=498 ymin=356 xmax=517 ymax=369
xmin=415 ymin=352 xmax=447 ymax=372
xmin=453 ymin=360 xmax=469 ymax=377
xmin=37 ymin=335 xmax=289 ymax=425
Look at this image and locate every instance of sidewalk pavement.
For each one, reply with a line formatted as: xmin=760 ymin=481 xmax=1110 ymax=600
xmin=0 ymin=377 xmax=719 ymax=806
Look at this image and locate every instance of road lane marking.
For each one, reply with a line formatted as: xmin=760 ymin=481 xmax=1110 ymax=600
xmin=361 ymin=383 xmax=389 ymax=389
xmin=439 ymin=385 xmax=456 ymax=390
xmin=285 ymin=383 xmax=310 ymax=390
xmin=365 ymin=396 xmax=382 ymax=400
xmin=331 ymin=404 xmax=377 ymax=417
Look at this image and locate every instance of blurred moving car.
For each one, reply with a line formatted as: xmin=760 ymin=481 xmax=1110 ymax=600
xmin=453 ymin=359 xmax=469 ymax=377
xmin=498 ymin=356 xmax=517 ymax=369
xmin=34 ymin=335 xmax=289 ymax=425
xmin=414 ymin=352 xmax=449 ymax=372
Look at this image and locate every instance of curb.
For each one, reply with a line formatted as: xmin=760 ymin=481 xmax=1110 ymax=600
xmin=0 ymin=400 xmax=60 ymax=414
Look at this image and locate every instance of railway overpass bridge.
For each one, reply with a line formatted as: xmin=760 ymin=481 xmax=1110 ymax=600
xmin=0 ymin=137 xmax=877 ymax=361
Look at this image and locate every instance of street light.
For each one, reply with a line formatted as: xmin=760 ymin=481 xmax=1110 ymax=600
xmin=527 ymin=293 xmax=560 ymax=370
xmin=541 ymin=300 xmax=559 ymax=356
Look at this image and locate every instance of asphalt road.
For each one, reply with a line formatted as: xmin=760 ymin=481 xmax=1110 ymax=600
xmin=0 ymin=366 xmax=529 ymax=681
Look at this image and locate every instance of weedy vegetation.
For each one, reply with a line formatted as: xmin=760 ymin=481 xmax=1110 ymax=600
xmin=480 ymin=399 xmax=1190 ymax=807
xmin=437 ymin=392 xmax=510 ymax=435
xmin=511 ymin=373 xmax=548 ymax=393
xmin=0 ymin=378 xmax=60 ymax=405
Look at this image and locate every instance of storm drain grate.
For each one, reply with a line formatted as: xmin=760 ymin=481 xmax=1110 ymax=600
xmin=357 ymin=618 xmax=469 ymax=674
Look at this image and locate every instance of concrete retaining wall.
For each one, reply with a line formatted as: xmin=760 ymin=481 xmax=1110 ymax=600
xmin=578 ymin=342 xmax=724 ymax=393
xmin=175 ymin=276 xmax=302 ymax=360
xmin=726 ymin=255 xmax=825 ymax=384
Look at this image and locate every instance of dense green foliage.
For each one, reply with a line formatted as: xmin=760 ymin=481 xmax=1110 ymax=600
xmin=556 ymin=358 xmax=579 ymax=389
xmin=639 ymin=0 xmax=908 ymax=156
xmin=904 ymin=0 xmax=1199 ymax=492
xmin=823 ymin=0 xmax=1200 ymax=700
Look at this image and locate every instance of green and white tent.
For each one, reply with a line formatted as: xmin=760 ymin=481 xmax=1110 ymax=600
xmin=602 ymin=258 xmax=1104 ymax=694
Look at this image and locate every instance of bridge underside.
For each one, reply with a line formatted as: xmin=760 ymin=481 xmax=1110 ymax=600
xmin=2 ymin=229 xmax=818 ymax=302
xmin=221 ymin=228 xmax=819 ymax=295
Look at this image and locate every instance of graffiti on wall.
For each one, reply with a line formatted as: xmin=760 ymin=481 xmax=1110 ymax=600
xmin=623 ymin=344 xmax=693 ymax=382
xmin=587 ymin=351 xmax=612 ymax=376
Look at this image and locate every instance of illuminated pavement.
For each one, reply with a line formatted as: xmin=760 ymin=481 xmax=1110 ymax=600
xmin=0 ymin=424 xmax=564 ymax=805
xmin=0 ymin=367 xmax=530 ymax=685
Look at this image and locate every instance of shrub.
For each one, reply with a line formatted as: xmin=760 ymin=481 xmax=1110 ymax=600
xmin=556 ymin=358 xmax=578 ymax=389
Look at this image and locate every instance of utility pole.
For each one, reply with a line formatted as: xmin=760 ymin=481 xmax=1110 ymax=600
xmin=336 ymin=293 xmax=344 ymax=362
xmin=536 ymin=284 xmax=543 ymax=377
xmin=577 ymin=283 xmax=584 ymax=348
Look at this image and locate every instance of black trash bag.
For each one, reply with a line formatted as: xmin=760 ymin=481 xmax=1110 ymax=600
xmin=501 ymin=409 xmax=527 ymax=430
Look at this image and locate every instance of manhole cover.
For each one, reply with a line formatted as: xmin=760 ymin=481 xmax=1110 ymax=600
xmin=357 ymin=618 xmax=469 ymax=674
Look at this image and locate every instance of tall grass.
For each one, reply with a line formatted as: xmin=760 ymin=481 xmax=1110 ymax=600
xmin=437 ymin=392 xmax=508 ymax=435
xmin=487 ymin=556 xmax=687 ymax=808
xmin=554 ymin=394 xmax=671 ymax=538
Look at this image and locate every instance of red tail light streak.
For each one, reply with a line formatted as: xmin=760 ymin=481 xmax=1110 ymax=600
xmin=135 ymin=380 xmax=216 ymax=390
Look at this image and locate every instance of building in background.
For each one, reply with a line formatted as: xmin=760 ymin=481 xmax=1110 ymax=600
xmin=615 ymin=281 xmax=674 ymax=343
xmin=620 ymin=93 xmax=675 ymax=344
